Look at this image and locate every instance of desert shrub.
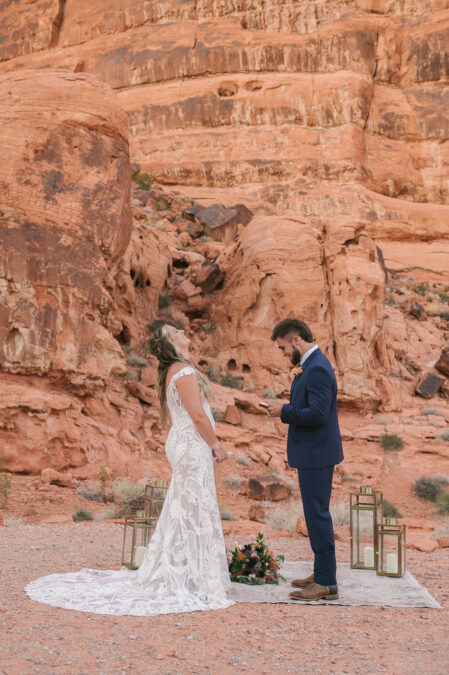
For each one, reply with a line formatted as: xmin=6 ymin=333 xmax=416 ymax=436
xmin=158 ymin=293 xmax=171 ymax=309
xmin=72 ymin=508 xmax=94 ymax=522
xmin=227 ymin=475 xmax=243 ymax=489
xmin=330 ymin=499 xmax=350 ymax=526
xmin=133 ymin=172 xmax=153 ymax=190
xmin=98 ymin=467 xmax=118 ymax=503
xmin=414 ymin=476 xmax=444 ymax=502
xmin=268 ymin=501 xmax=303 ymax=534
xmin=112 ymin=478 xmax=145 ymax=518
xmin=0 ymin=456 xmax=11 ymax=507
xmin=423 ymin=408 xmax=441 ymax=416
xmin=212 ymin=408 xmax=225 ymax=422
xmin=236 ymin=451 xmax=251 ymax=466
xmin=413 ymin=282 xmax=430 ymax=296
xmin=220 ymin=374 xmax=244 ymax=390
xmin=207 ymin=365 xmax=221 ymax=382
xmin=438 ymin=290 xmax=449 ymax=302
xmin=436 ymin=429 xmax=449 ymax=442
xmin=380 ymin=433 xmax=404 ymax=451
xmin=262 ymin=387 xmax=277 ymax=399
xmin=382 ymin=499 xmax=403 ymax=519
xmin=220 ymin=507 xmax=234 ymax=521
xmin=76 ymin=482 xmax=104 ymax=503
xmin=436 ymin=493 xmax=449 ymax=514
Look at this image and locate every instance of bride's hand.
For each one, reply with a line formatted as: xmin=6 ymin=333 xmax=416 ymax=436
xmin=211 ymin=442 xmax=227 ymax=463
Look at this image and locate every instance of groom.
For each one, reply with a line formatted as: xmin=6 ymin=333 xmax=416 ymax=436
xmin=265 ymin=318 xmax=343 ymax=601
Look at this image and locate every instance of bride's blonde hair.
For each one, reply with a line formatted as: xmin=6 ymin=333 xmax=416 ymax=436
xmin=149 ymin=320 xmax=211 ymax=425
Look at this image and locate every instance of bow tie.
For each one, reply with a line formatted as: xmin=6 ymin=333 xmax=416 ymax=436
xmin=291 ymin=365 xmax=303 ymax=380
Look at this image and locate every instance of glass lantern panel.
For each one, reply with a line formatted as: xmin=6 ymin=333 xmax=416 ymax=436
xmin=351 ymin=505 xmax=377 ymax=569
xmin=377 ymin=530 xmax=403 ymax=576
xmin=122 ymin=518 xmax=136 ymax=568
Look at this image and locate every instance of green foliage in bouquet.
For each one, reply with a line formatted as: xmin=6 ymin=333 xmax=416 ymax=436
xmin=228 ymin=532 xmax=285 ymax=585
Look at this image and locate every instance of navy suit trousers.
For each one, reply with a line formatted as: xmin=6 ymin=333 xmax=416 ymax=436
xmin=297 ymin=466 xmax=336 ymax=586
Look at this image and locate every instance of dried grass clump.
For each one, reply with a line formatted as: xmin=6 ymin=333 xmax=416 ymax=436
xmin=268 ymin=501 xmax=303 ymax=535
xmin=380 ymin=433 xmax=404 ymax=451
xmin=220 ymin=508 xmax=234 ymax=521
xmin=414 ymin=476 xmax=444 ymax=502
xmin=227 ymin=475 xmax=243 ymax=489
xmin=76 ymin=482 xmax=104 ymax=503
xmin=436 ymin=493 xmax=449 ymax=514
xmin=112 ymin=478 xmax=146 ymax=518
xmin=330 ymin=499 xmax=350 ymax=527
xmin=236 ymin=451 xmax=251 ymax=466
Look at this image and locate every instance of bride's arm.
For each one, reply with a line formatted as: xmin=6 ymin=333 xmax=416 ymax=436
xmin=175 ymin=372 xmax=227 ymax=462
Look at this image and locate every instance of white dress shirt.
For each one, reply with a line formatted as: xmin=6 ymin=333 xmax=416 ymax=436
xmin=300 ymin=344 xmax=319 ymax=366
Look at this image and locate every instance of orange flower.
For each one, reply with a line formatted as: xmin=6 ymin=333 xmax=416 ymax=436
xmin=236 ymin=550 xmax=246 ymax=563
xmin=291 ymin=365 xmax=303 ymax=380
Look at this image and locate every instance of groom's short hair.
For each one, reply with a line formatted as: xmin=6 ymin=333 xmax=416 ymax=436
xmin=271 ymin=318 xmax=314 ymax=343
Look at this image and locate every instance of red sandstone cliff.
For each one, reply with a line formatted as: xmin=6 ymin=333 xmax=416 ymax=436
xmin=0 ymin=2 xmax=448 ymax=520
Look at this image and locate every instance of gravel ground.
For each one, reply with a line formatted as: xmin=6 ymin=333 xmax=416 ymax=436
xmin=1 ymin=523 xmax=448 ymax=675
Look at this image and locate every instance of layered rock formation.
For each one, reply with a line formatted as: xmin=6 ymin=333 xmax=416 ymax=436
xmin=0 ymin=1 xmax=448 ymax=504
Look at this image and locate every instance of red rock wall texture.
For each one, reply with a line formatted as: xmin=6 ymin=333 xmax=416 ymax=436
xmin=0 ymin=1 xmax=448 ymax=476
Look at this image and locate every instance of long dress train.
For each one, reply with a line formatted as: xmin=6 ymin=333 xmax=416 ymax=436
xmin=25 ymin=366 xmax=234 ymax=616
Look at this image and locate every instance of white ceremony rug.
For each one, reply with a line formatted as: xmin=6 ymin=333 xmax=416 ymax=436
xmin=228 ymin=561 xmax=441 ymax=609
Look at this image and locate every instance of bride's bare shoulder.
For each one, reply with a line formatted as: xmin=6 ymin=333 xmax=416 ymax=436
xmin=165 ymin=362 xmax=193 ymax=392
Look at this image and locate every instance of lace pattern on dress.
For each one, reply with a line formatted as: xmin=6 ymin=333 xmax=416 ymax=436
xmin=25 ymin=365 xmax=233 ymax=616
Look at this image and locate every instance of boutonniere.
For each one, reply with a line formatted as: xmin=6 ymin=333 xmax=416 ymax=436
xmin=291 ymin=366 xmax=303 ymax=380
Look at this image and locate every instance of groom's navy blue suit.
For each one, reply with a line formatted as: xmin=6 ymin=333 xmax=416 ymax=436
xmin=281 ymin=347 xmax=343 ymax=586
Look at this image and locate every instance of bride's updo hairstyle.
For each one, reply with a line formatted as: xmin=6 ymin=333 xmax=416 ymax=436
xmin=149 ymin=320 xmax=211 ymax=425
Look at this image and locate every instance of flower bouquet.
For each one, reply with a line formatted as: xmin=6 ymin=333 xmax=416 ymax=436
xmin=228 ymin=532 xmax=285 ymax=585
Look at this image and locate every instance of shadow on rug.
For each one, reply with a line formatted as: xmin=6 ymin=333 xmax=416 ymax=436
xmin=228 ymin=561 xmax=441 ymax=608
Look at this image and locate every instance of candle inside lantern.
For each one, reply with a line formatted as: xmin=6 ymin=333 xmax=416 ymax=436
xmin=386 ymin=553 xmax=398 ymax=574
xmin=363 ymin=546 xmax=374 ymax=567
xmin=133 ymin=545 xmax=147 ymax=568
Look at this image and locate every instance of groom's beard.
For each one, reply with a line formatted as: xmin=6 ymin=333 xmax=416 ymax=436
xmin=291 ymin=347 xmax=301 ymax=366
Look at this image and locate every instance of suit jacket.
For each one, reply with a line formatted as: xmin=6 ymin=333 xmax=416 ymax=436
xmin=280 ymin=347 xmax=344 ymax=469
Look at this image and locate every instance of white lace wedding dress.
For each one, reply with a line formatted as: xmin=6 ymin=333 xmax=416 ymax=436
xmin=25 ymin=366 xmax=234 ymax=615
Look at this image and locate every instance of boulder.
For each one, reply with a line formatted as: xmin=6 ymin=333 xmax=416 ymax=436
xmin=406 ymin=533 xmax=438 ymax=553
xmin=406 ymin=300 xmax=427 ymax=321
xmin=40 ymin=469 xmax=77 ymax=489
xmin=248 ymin=503 xmax=266 ymax=523
xmin=437 ymin=535 xmax=449 ymax=548
xmin=247 ymin=475 xmax=291 ymax=501
xmin=295 ymin=515 xmax=309 ymax=537
xmin=435 ymin=349 xmax=449 ymax=378
xmin=194 ymin=204 xmax=253 ymax=245
xmin=224 ymin=405 xmax=242 ymax=425
xmin=415 ymin=373 xmax=444 ymax=399
xmin=192 ymin=261 xmax=225 ymax=293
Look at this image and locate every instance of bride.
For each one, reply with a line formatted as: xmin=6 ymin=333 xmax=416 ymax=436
xmin=25 ymin=321 xmax=235 ymax=615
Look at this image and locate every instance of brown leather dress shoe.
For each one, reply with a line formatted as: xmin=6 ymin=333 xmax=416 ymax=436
xmin=290 ymin=573 xmax=314 ymax=588
xmin=289 ymin=582 xmax=339 ymax=601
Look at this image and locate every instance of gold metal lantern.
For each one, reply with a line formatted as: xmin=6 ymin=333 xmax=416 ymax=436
xmin=144 ymin=480 xmax=169 ymax=518
xmin=350 ymin=486 xmax=383 ymax=570
xmin=376 ymin=517 xmax=406 ymax=578
xmin=121 ymin=511 xmax=156 ymax=570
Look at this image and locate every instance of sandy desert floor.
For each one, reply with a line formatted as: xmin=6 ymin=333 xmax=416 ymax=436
xmin=1 ymin=522 xmax=448 ymax=675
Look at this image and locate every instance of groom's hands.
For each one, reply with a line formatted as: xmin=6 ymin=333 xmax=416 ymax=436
xmin=265 ymin=400 xmax=284 ymax=417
